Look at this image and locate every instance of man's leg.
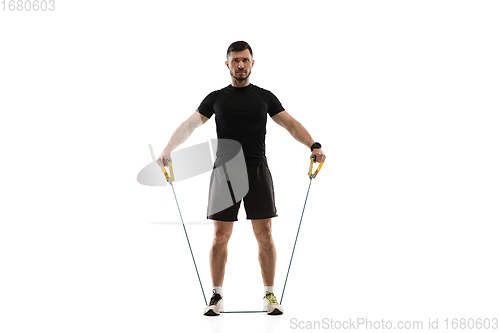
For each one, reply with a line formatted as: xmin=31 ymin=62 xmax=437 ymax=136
xmin=210 ymin=221 xmax=234 ymax=286
xmin=252 ymin=218 xmax=283 ymax=315
xmin=251 ymin=218 xmax=276 ymax=286
xmin=204 ymin=221 xmax=234 ymax=316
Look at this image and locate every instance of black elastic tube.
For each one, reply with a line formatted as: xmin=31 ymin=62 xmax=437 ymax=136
xmin=222 ymin=311 xmax=267 ymax=313
xmin=170 ymin=182 xmax=207 ymax=306
xmin=280 ymin=177 xmax=313 ymax=304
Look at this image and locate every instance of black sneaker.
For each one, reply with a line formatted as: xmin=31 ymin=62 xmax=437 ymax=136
xmin=203 ymin=289 xmax=224 ymax=316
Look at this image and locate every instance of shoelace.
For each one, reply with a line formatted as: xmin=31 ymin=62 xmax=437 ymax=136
xmin=265 ymin=292 xmax=278 ymax=305
xmin=209 ymin=289 xmax=222 ymax=306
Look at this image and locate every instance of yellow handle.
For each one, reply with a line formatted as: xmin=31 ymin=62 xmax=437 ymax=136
xmin=161 ymin=160 xmax=175 ymax=182
xmin=308 ymin=157 xmax=324 ymax=179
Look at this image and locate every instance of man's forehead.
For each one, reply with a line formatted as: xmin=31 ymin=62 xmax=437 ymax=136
xmin=228 ymin=49 xmax=252 ymax=60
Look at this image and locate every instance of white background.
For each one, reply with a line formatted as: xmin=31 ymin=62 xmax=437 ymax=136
xmin=1 ymin=1 xmax=499 ymax=332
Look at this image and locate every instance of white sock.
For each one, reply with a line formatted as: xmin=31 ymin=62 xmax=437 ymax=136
xmin=264 ymin=286 xmax=274 ymax=296
xmin=213 ymin=286 xmax=223 ymax=296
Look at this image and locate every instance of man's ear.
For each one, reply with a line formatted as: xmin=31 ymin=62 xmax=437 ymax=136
xmin=225 ymin=60 xmax=229 ymax=69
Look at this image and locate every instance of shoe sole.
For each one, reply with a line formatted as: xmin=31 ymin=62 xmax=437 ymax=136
xmin=267 ymin=308 xmax=283 ymax=316
xmin=204 ymin=309 xmax=221 ymax=316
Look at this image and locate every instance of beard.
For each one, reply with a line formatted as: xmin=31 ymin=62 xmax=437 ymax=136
xmin=231 ymin=70 xmax=251 ymax=81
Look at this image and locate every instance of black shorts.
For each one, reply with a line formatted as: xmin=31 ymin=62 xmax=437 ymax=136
xmin=207 ymin=164 xmax=278 ymax=221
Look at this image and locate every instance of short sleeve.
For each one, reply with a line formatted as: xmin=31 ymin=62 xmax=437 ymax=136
xmin=197 ymin=92 xmax=215 ymax=119
xmin=264 ymin=90 xmax=285 ymax=117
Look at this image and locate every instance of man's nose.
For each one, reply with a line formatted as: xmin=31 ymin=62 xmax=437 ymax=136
xmin=238 ymin=61 xmax=245 ymax=68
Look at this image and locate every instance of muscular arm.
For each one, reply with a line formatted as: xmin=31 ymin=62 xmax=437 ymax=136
xmin=271 ymin=110 xmax=326 ymax=163
xmin=271 ymin=110 xmax=314 ymax=146
xmin=156 ymin=111 xmax=210 ymax=167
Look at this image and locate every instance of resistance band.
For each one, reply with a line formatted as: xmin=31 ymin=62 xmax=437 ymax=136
xmin=157 ymin=153 xmax=324 ymax=312
xmin=160 ymin=158 xmax=207 ymax=306
xmin=280 ymin=156 xmax=324 ymax=304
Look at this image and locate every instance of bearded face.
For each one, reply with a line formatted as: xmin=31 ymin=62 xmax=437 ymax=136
xmin=226 ymin=49 xmax=254 ymax=83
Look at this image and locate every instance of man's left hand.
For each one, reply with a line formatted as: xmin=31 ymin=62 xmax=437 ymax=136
xmin=311 ymin=148 xmax=326 ymax=163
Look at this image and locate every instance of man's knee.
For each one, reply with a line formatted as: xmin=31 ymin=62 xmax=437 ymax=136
xmin=213 ymin=222 xmax=233 ymax=246
xmin=253 ymin=221 xmax=273 ymax=244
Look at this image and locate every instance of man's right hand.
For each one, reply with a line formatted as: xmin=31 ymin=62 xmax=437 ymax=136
xmin=156 ymin=149 xmax=171 ymax=167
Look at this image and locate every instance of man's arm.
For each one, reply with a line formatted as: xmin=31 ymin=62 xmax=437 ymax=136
xmin=271 ymin=111 xmax=326 ymax=163
xmin=156 ymin=112 xmax=210 ymax=167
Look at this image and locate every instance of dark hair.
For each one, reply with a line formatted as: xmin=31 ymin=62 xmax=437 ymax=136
xmin=226 ymin=41 xmax=253 ymax=59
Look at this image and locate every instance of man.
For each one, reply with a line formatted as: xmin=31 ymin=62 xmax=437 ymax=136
xmin=157 ymin=41 xmax=326 ymax=316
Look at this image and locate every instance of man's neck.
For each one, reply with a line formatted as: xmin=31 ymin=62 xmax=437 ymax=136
xmin=230 ymin=78 xmax=251 ymax=88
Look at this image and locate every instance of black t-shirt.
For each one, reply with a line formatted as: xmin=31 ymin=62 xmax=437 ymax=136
xmin=197 ymin=84 xmax=285 ymax=166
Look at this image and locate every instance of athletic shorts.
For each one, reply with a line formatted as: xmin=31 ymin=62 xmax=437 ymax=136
xmin=207 ymin=164 xmax=278 ymax=221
